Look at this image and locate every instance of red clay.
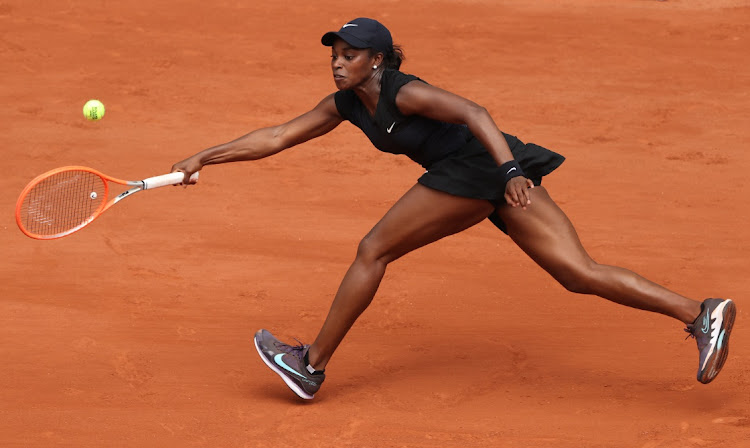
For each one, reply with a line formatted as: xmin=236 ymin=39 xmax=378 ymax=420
xmin=2 ymin=1 xmax=749 ymax=446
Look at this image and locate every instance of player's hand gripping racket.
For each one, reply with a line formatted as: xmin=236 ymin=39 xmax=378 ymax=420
xmin=15 ymin=166 xmax=199 ymax=240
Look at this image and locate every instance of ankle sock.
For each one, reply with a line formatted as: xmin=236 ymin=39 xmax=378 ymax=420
xmin=304 ymin=351 xmax=325 ymax=375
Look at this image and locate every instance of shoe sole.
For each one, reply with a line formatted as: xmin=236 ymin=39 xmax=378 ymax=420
xmin=698 ymin=300 xmax=736 ymax=384
xmin=253 ymin=336 xmax=314 ymax=399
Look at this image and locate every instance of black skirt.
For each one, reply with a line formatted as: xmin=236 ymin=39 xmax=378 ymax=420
xmin=417 ymin=133 xmax=565 ymax=233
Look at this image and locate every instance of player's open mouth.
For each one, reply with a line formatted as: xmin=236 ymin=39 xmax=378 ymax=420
xmin=333 ymin=75 xmax=345 ymax=80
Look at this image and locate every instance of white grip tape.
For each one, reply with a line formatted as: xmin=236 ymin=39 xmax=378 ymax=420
xmin=142 ymin=171 xmax=200 ymax=189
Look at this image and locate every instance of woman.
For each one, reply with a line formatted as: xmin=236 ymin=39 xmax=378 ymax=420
xmin=171 ymin=18 xmax=736 ymax=399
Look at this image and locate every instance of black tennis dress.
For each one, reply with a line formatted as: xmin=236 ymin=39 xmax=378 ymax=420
xmin=334 ymin=69 xmax=565 ymax=233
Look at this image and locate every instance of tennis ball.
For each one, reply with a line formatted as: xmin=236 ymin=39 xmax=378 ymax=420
xmin=83 ymin=99 xmax=105 ymax=121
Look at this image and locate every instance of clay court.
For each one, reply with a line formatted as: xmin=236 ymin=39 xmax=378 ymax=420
xmin=2 ymin=0 xmax=749 ymax=446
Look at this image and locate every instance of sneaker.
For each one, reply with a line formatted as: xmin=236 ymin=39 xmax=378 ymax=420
xmin=253 ymin=329 xmax=325 ymax=399
xmin=685 ymin=298 xmax=736 ymax=384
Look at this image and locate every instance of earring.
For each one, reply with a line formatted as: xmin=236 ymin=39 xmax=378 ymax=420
xmin=373 ymin=65 xmax=378 ymax=69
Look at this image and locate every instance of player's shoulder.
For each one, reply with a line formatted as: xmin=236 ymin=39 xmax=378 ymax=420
xmin=382 ymin=69 xmax=425 ymax=92
xmin=381 ymin=70 xmax=425 ymax=109
xmin=333 ymin=89 xmax=359 ymax=121
xmin=333 ymin=89 xmax=357 ymax=107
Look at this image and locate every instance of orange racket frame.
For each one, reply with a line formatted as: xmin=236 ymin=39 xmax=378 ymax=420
xmin=16 ymin=166 xmax=198 ymax=240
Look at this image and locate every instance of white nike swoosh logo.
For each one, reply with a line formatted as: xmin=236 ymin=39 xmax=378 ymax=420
xmin=506 ymin=167 xmax=517 ymax=175
xmin=701 ymin=301 xmax=729 ymax=370
xmin=273 ymin=354 xmax=306 ymax=379
xmin=387 ymin=122 xmax=395 ymax=133
xmin=342 ymin=23 xmax=358 ymax=28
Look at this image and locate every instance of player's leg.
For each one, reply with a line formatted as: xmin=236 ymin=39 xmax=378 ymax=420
xmin=496 ymin=186 xmax=735 ymax=383
xmin=496 ymin=186 xmax=702 ymax=322
xmin=307 ymin=184 xmax=496 ymax=370
xmin=256 ymin=184 xmax=493 ymax=398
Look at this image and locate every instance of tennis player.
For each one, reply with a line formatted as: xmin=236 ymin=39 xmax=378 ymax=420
xmin=171 ymin=18 xmax=736 ymax=399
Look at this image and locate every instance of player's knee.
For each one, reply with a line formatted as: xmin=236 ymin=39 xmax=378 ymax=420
xmin=355 ymin=233 xmax=390 ymax=266
xmin=555 ymin=265 xmax=599 ymax=295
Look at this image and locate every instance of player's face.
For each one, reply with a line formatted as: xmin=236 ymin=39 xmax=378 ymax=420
xmin=331 ymin=39 xmax=378 ymax=90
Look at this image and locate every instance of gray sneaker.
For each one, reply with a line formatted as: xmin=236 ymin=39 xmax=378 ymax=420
xmin=685 ymin=298 xmax=736 ymax=384
xmin=253 ymin=329 xmax=325 ymax=399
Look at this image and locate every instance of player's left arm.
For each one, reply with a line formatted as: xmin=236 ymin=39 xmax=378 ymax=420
xmin=396 ymin=81 xmax=533 ymax=207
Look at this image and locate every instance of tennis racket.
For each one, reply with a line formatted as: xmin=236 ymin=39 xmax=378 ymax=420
xmin=15 ymin=166 xmax=199 ymax=240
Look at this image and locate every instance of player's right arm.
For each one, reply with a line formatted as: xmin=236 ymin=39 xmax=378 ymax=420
xmin=171 ymin=94 xmax=342 ymax=182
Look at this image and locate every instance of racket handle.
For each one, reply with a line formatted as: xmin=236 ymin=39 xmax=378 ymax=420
xmin=142 ymin=171 xmax=200 ymax=189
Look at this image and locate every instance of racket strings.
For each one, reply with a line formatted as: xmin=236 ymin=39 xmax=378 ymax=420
xmin=20 ymin=170 xmax=106 ymax=237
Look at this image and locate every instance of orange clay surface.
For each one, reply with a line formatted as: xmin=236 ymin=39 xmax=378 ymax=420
xmin=2 ymin=1 xmax=749 ymax=447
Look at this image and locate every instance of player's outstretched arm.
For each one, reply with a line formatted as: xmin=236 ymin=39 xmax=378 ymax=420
xmin=171 ymin=94 xmax=342 ymax=183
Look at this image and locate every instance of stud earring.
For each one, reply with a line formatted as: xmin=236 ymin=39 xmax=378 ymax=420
xmin=373 ymin=65 xmax=378 ymax=70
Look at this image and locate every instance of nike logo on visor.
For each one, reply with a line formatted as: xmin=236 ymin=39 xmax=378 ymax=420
xmin=342 ymin=23 xmax=358 ymax=28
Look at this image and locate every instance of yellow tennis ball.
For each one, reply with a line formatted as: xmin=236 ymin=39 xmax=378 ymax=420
xmin=83 ymin=99 xmax=105 ymax=121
